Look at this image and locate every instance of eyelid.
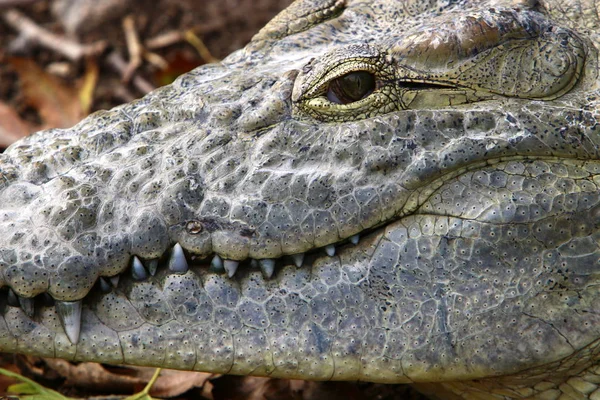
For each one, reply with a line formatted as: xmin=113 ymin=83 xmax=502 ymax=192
xmin=291 ymin=43 xmax=383 ymax=103
xmin=387 ymin=10 xmax=585 ymax=100
xmin=326 ymin=88 xmax=342 ymax=103
xmin=304 ymin=62 xmax=382 ymax=99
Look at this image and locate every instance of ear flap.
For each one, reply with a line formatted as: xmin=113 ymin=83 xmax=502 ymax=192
xmin=252 ymin=0 xmax=346 ymax=42
xmin=389 ymin=9 xmax=585 ymax=100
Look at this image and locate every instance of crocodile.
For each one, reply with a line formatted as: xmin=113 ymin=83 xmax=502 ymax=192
xmin=1 ymin=0 xmax=600 ymax=398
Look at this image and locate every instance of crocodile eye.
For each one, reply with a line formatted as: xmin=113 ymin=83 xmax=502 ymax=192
xmin=326 ymin=71 xmax=375 ymax=104
xmin=291 ymin=44 xmax=396 ymax=121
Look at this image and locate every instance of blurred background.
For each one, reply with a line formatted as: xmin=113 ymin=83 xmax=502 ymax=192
xmin=0 ymin=0 xmax=292 ymax=149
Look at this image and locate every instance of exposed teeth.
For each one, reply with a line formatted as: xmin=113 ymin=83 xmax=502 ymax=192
xmin=67 ymin=234 xmax=366 ymax=296
xmin=211 ymin=254 xmax=224 ymax=272
xmin=18 ymin=296 xmax=34 ymax=318
xmin=7 ymin=288 xmax=19 ymax=307
xmin=325 ymin=244 xmax=336 ymax=257
xmin=168 ymin=243 xmax=189 ymax=273
xmin=223 ymin=260 xmax=239 ymax=277
xmin=98 ymin=277 xmax=112 ymax=293
xmin=259 ymin=259 xmax=275 ymax=279
xmin=292 ymin=253 xmax=305 ymax=267
xmin=131 ymin=256 xmax=148 ymax=281
xmin=110 ymin=275 xmax=120 ymax=288
xmin=147 ymin=259 xmax=159 ymax=276
xmin=56 ymin=300 xmax=82 ymax=345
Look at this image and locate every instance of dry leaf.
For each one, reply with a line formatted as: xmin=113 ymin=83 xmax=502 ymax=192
xmin=43 ymin=359 xmax=146 ymax=394
xmin=146 ymin=369 xmax=213 ymax=398
xmin=43 ymin=359 xmax=213 ymax=398
xmin=9 ymin=57 xmax=95 ymax=130
xmin=153 ymin=52 xmax=202 ymax=87
xmin=78 ymin=59 xmax=99 ymax=116
xmin=0 ymin=102 xmax=30 ymax=148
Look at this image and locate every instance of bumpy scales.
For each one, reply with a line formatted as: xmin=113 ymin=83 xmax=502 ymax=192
xmin=1 ymin=0 xmax=600 ymax=398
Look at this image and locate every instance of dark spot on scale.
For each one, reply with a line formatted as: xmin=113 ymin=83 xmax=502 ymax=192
xmin=239 ymin=227 xmax=256 ymax=238
xmin=406 ymin=140 xmax=418 ymax=150
xmin=506 ymin=114 xmax=517 ymax=124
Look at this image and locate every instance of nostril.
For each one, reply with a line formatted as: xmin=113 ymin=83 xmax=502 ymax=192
xmin=186 ymin=220 xmax=204 ymax=234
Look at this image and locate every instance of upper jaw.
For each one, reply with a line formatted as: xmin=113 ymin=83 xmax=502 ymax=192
xmin=1 ymin=85 xmax=598 ymax=302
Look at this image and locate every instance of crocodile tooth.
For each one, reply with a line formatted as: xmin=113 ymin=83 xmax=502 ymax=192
xmin=18 ymin=296 xmax=34 ymax=318
xmin=210 ymin=254 xmax=224 ymax=272
xmin=325 ymin=244 xmax=336 ymax=257
xmin=259 ymin=259 xmax=275 ymax=279
xmin=168 ymin=243 xmax=189 ymax=273
xmin=7 ymin=289 xmax=19 ymax=307
xmin=349 ymin=234 xmax=360 ymax=245
xmin=98 ymin=277 xmax=112 ymax=293
xmin=223 ymin=260 xmax=239 ymax=277
xmin=147 ymin=259 xmax=159 ymax=276
xmin=131 ymin=256 xmax=148 ymax=281
xmin=56 ymin=300 xmax=82 ymax=345
xmin=292 ymin=253 xmax=305 ymax=267
xmin=110 ymin=275 xmax=120 ymax=288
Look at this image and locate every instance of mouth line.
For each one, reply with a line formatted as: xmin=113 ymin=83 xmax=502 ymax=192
xmin=2 ymin=154 xmax=597 ymax=345
xmin=0 ymin=223 xmax=378 ymax=346
xmin=132 ymin=219 xmax=370 ymax=282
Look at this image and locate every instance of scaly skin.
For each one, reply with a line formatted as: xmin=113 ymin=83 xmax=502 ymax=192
xmin=1 ymin=0 xmax=600 ymax=398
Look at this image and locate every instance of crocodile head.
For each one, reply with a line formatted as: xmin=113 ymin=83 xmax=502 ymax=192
xmin=1 ymin=0 xmax=600 ymax=397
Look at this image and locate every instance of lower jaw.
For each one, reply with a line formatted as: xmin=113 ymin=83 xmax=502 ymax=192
xmin=2 ymin=209 xmax=599 ymax=386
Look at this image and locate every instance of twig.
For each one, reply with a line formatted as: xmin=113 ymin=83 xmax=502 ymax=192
xmin=146 ymin=29 xmax=219 ymax=63
xmin=2 ymin=8 xmax=106 ymax=61
xmin=184 ymin=30 xmax=219 ymax=63
xmin=0 ymin=0 xmax=40 ymax=8
xmin=147 ymin=29 xmax=215 ymax=51
xmin=122 ymin=15 xmax=142 ymax=82
xmin=122 ymin=15 xmax=168 ymax=77
xmin=143 ymin=51 xmax=168 ymax=70
xmin=145 ymin=30 xmax=183 ymax=50
xmin=113 ymin=85 xmax=137 ymax=103
xmin=106 ymin=51 xmax=155 ymax=94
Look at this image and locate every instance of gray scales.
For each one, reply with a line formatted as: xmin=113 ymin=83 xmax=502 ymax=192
xmin=0 ymin=0 xmax=599 ymax=398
